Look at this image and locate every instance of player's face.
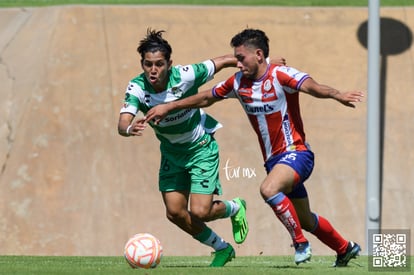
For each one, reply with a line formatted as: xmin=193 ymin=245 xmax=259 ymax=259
xmin=141 ymin=51 xmax=172 ymax=92
xmin=234 ymin=45 xmax=261 ymax=79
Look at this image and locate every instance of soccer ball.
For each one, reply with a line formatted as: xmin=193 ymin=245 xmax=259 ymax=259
xmin=124 ymin=233 xmax=163 ymax=269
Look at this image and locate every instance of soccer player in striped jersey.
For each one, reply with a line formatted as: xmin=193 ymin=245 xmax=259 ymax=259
xmin=117 ymin=28 xmax=249 ymax=267
xmin=145 ymin=28 xmax=363 ymax=267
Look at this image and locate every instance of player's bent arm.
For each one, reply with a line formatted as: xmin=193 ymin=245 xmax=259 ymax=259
xmin=268 ymin=56 xmax=287 ymax=66
xmin=171 ymin=89 xmax=220 ymax=109
xmin=211 ymin=54 xmax=238 ymax=74
xmin=300 ymin=78 xmax=364 ymax=108
xmin=118 ymin=113 xmax=148 ymax=137
xmin=145 ymin=90 xmax=221 ymax=124
xmin=210 ymin=54 xmax=287 ymax=74
xmin=210 ymin=55 xmax=287 ymax=74
xmin=118 ymin=113 xmax=135 ymax=137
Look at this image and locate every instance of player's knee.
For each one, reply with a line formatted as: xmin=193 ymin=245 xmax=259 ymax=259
xmin=166 ymin=208 xmax=186 ymax=223
xmin=190 ymin=206 xmax=211 ymax=221
xmin=260 ymin=185 xmax=270 ymax=199
xmin=260 ymin=181 xmax=285 ymax=199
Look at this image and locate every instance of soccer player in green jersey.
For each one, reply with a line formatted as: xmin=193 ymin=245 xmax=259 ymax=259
xmin=117 ymin=29 xmax=248 ymax=267
xmin=144 ymin=28 xmax=363 ymax=267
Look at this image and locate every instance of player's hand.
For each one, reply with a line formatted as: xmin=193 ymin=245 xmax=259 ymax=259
xmin=128 ymin=118 xmax=148 ymax=136
xmin=336 ymin=91 xmax=364 ymax=108
xmin=145 ymin=104 xmax=171 ymax=125
xmin=270 ymin=56 xmax=286 ymax=66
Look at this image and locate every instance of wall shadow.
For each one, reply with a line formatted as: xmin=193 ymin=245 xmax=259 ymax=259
xmin=356 ymin=17 xmax=412 ymax=228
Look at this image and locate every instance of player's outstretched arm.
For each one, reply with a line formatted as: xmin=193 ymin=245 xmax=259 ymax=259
xmin=211 ymin=54 xmax=238 ymax=73
xmin=145 ymin=90 xmax=220 ymax=124
xmin=211 ymin=54 xmax=287 ymax=74
xmin=300 ymin=78 xmax=364 ymax=108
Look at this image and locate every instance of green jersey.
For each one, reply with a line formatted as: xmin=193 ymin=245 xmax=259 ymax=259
xmin=120 ymin=59 xmax=222 ymax=153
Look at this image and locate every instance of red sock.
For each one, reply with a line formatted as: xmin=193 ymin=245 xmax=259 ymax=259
xmin=267 ymin=193 xmax=307 ymax=244
xmin=311 ymin=214 xmax=348 ymax=254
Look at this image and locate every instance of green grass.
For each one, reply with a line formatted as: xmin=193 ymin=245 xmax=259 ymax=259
xmin=0 ymin=0 xmax=413 ymax=7
xmin=0 ymin=0 xmax=412 ymax=274
xmin=0 ymin=255 xmax=390 ymax=275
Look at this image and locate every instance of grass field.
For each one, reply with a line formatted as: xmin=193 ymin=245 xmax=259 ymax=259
xmin=0 ymin=0 xmax=413 ymax=7
xmin=1 ymin=0 xmax=412 ymax=274
xmin=0 ymin=255 xmax=396 ymax=275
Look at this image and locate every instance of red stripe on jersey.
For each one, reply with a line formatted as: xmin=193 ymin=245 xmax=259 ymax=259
xmin=276 ymin=69 xmax=300 ymax=87
xmin=285 ymin=91 xmax=306 ymax=147
xmin=214 ymin=64 xmax=310 ymax=161
xmin=213 ymin=75 xmax=237 ymax=98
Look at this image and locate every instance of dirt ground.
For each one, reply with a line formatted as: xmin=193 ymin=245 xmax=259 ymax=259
xmin=0 ymin=5 xmax=413 ymax=257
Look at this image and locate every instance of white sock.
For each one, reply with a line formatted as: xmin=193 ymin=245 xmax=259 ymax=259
xmin=204 ymin=231 xmax=228 ymax=251
xmin=228 ymin=200 xmax=240 ymax=217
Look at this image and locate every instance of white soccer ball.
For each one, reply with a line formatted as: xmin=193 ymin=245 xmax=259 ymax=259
xmin=124 ymin=233 xmax=163 ymax=269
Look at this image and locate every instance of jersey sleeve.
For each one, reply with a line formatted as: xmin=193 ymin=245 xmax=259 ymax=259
xmin=212 ymin=75 xmax=237 ymax=98
xmin=274 ymin=66 xmax=310 ymax=94
xmin=119 ymin=81 xmax=142 ymax=115
xmin=176 ymin=59 xmax=216 ymax=90
xmin=200 ymin=59 xmax=216 ymax=80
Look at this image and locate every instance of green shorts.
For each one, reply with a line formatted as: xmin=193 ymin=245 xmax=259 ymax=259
xmin=158 ymin=135 xmax=222 ymax=195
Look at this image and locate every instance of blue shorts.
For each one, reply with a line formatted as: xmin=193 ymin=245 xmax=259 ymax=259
xmin=264 ymin=150 xmax=314 ymax=199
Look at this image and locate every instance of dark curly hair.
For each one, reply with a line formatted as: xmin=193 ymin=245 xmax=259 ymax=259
xmin=137 ymin=28 xmax=172 ymax=61
xmin=230 ymin=29 xmax=269 ymax=58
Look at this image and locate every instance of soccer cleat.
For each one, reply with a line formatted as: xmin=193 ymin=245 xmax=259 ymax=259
xmin=209 ymin=243 xmax=235 ymax=267
xmin=334 ymin=241 xmax=361 ymax=267
xmin=294 ymin=241 xmax=312 ymax=265
xmin=231 ymin=198 xmax=249 ymax=244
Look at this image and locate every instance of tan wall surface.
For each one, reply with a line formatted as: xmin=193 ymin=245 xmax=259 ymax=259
xmin=0 ymin=5 xmax=413 ymax=257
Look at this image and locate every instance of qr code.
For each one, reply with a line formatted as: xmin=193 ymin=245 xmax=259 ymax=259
xmin=369 ymin=229 xmax=411 ymax=272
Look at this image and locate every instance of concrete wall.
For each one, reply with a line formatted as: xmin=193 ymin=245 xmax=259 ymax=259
xmin=0 ymin=5 xmax=413 ymax=257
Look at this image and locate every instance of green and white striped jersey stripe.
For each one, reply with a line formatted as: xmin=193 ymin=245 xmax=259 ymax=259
xmin=120 ymin=60 xmax=222 ymax=148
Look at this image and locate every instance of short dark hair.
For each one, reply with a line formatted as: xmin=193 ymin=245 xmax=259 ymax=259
xmin=137 ymin=28 xmax=172 ymax=61
xmin=230 ymin=29 xmax=269 ymax=58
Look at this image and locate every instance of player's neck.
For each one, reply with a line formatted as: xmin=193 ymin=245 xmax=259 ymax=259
xmin=255 ymin=63 xmax=269 ymax=81
xmin=152 ymin=79 xmax=168 ymax=93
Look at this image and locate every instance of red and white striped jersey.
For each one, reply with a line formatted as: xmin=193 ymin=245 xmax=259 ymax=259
xmin=213 ymin=64 xmax=311 ymax=162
